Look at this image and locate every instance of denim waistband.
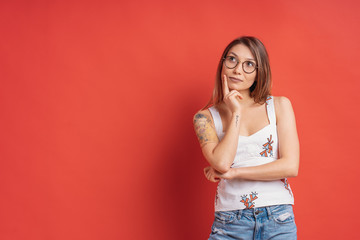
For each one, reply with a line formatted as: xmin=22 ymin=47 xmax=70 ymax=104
xmin=217 ymin=204 xmax=293 ymax=220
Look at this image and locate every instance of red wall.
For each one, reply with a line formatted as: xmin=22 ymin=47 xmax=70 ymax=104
xmin=1 ymin=0 xmax=360 ymax=239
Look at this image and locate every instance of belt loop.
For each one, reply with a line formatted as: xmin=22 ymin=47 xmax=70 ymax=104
xmin=266 ymin=206 xmax=272 ymax=220
xmin=237 ymin=209 xmax=243 ymax=220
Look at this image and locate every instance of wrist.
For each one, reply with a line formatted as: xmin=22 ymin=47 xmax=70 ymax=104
xmin=232 ymin=112 xmax=241 ymax=128
xmin=230 ymin=167 xmax=239 ymax=179
xmin=232 ymin=112 xmax=241 ymax=117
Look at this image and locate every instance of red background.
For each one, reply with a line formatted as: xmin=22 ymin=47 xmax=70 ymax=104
xmin=1 ymin=0 xmax=360 ymax=239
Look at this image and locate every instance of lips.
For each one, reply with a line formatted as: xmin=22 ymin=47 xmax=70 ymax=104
xmin=229 ymin=77 xmax=243 ymax=82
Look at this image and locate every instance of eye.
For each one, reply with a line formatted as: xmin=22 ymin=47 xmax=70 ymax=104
xmin=228 ymin=56 xmax=237 ymax=62
xmin=245 ymin=61 xmax=255 ymax=67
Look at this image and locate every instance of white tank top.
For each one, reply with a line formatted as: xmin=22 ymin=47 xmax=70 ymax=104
xmin=208 ymin=96 xmax=294 ymax=211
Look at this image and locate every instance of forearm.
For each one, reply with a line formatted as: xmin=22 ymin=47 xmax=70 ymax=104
xmin=230 ymin=157 xmax=299 ymax=181
xmin=209 ymin=112 xmax=241 ymax=173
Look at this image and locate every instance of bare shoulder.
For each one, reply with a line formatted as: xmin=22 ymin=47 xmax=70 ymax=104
xmin=193 ymin=108 xmax=214 ymax=125
xmin=273 ymin=96 xmax=293 ymax=111
xmin=273 ymin=96 xmax=295 ymax=122
xmin=193 ymin=109 xmax=210 ymax=119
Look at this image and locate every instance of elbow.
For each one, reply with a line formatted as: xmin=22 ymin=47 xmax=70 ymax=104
xmin=208 ymin=153 xmax=233 ymax=173
xmin=288 ymin=170 xmax=298 ymax=178
xmin=212 ymin=162 xmax=231 ymax=174
xmin=287 ymin=165 xmax=299 ymax=178
xmin=217 ymin=166 xmax=231 ymax=174
xmin=281 ymin=156 xmax=299 ymax=178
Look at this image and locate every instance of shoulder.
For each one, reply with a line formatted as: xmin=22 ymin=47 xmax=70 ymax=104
xmin=273 ymin=96 xmax=293 ymax=110
xmin=272 ymin=96 xmax=295 ymax=122
xmin=193 ymin=109 xmax=212 ymax=124
xmin=193 ymin=109 xmax=211 ymax=121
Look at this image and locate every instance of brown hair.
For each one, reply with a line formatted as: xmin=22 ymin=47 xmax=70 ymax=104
xmin=202 ymin=36 xmax=272 ymax=110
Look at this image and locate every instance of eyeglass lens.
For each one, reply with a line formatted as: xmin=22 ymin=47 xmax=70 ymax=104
xmin=224 ymin=56 xmax=256 ymax=74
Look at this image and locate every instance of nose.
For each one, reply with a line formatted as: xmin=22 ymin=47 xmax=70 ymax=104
xmin=233 ymin=62 xmax=243 ymax=75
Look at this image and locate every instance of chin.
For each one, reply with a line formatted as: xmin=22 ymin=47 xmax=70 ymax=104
xmin=229 ymin=84 xmax=246 ymax=91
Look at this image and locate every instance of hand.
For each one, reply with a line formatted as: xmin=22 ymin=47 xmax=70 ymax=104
xmin=204 ymin=166 xmax=234 ymax=182
xmin=214 ymin=168 xmax=234 ymax=180
xmin=222 ymin=75 xmax=243 ymax=114
xmin=204 ymin=166 xmax=220 ymax=182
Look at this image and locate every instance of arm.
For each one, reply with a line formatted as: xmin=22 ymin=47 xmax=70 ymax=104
xmin=215 ymin=96 xmax=300 ymax=181
xmin=193 ymin=75 xmax=243 ymax=173
xmin=193 ymin=110 xmax=241 ymax=173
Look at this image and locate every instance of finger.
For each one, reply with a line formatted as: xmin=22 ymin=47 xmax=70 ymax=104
xmin=222 ymin=75 xmax=230 ymax=96
xmin=211 ymin=171 xmax=219 ymax=180
xmin=229 ymin=92 xmax=243 ymax=102
xmin=224 ymin=91 xmax=236 ymax=101
xmin=227 ymin=90 xmax=242 ymax=98
xmin=227 ymin=92 xmax=241 ymax=102
xmin=211 ymin=176 xmax=220 ymax=182
xmin=206 ymin=172 xmax=211 ymax=180
xmin=236 ymin=92 xmax=244 ymax=100
xmin=226 ymin=90 xmax=239 ymax=98
xmin=208 ymin=171 xmax=216 ymax=182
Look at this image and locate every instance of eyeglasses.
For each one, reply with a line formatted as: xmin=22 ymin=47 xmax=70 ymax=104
xmin=222 ymin=56 xmax=258 ymax=74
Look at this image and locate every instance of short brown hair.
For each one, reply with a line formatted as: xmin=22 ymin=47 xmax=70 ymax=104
xmin=203 ymin=36 xmax=272 ymax=109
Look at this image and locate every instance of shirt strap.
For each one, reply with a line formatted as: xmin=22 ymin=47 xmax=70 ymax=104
xmin=266 ymin=96 xmax=277 ymax=125
xmin=208 ymin=106 xmax=223 ymax=138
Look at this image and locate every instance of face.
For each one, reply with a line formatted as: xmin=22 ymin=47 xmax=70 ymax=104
xmin=221 ymin=44 xmax=257 ymax=92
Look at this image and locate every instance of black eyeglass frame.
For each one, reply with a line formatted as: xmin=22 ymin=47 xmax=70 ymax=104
xmin=222 ymin=56 xmax=258 ymax=74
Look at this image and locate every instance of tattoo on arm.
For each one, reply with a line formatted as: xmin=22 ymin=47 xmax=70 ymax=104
xmin=193 ymin=113 xmax=218 ymax=147
xmin=235 ymin=115 xmax=239 ymax=127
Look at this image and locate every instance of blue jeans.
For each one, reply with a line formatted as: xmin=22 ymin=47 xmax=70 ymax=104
xmin=208 ymin=204 xmax=297 ymax=240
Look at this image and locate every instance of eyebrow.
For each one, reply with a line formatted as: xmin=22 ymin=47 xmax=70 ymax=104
xmin=229 ymin=51 xmax=255 ymax=61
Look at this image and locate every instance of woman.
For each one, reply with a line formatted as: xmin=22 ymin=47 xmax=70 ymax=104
xmin=193 ymin=36 xmax=299 ymax=240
